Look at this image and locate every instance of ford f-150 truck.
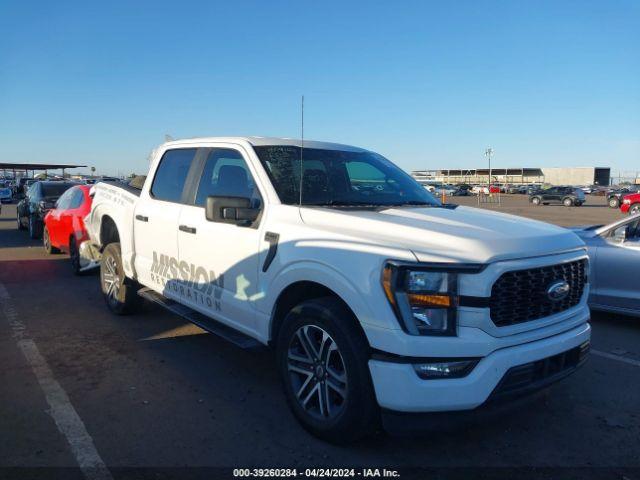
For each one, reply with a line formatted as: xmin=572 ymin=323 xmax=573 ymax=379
xmin=85 ymin=137 xmax=591 ymax=442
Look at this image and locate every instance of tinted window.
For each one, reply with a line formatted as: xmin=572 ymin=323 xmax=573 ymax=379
xmin=69 ymin=188 xmax=84 ymax=209
xmin=194 ymin=149 xmax=261 ymax=207
xmin=56 ymin=189 xmax=74 ymax=209
xmin=254 ymin=146 xmax=439 ymax=207
xmin=42 ymin=183 xmax=75 ymax=197
xmin=151 ymin=149 xmax=197 ymax=203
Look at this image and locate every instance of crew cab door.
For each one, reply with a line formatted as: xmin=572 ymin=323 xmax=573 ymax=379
xmin=176 ymin=146 xmax=264 ymax=334
xmin=591 ymin=219 xmax=640 ymax=312
xmin=133 ymin=148 xmax=199 ymax=294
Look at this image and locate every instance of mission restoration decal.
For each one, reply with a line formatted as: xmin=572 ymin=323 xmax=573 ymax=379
xmin=150 ymin=251 xmax=224 ymax=311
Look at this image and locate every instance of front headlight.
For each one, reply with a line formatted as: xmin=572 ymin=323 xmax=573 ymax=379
xmin=382 ymin=262 xmax=461 ymax=336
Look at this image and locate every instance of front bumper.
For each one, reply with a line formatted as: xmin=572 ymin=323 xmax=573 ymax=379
xmin=368 ymin=322 xmax=590 ymax=413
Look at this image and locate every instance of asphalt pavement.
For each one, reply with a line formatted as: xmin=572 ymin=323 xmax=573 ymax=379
xmin=0 ymin=200 xmax=638 ymax=480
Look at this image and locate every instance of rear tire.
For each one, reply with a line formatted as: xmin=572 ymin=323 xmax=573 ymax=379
xmin=28 ymin=216 xmax=42 ymax=239
xmin=100 ymin=242 xmax=141 ymax=315
xmin=276 ymin=297 xmax=378 ymax=443
xmin=43 ymin=227 xmax=60 ymax=254
xmin=531 ymin=197 xmax=541 ymax=205
xmin=16 ymin=211 xmax=25 ymax=230
xmin=609 ymin=197 xmax=620 ymax=208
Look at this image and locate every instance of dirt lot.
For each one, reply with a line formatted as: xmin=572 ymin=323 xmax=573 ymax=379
xmin=449 ymin=193 xmax=625 ymax=227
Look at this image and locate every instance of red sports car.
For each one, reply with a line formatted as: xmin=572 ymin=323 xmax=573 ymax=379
xmin=621 ymin=193 xmax=640 ymax=216
xmin=43 ymin=185 xmax=94 ymax=274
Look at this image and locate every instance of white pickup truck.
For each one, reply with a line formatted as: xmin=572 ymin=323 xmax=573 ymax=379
xmin=85 ymin=137 xmax=591 ymax=441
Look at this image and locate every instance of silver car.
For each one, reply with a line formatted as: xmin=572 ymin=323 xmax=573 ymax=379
xmin=572 ymin=215 xmax=640 ymax=317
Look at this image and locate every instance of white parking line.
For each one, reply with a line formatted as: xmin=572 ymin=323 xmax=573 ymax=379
xmin=0 ymin=283 xmax=113 ymax=480
xmin=591 ymin=349 xmax=640 ymax=368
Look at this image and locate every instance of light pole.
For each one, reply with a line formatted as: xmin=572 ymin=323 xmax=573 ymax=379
xmin=485 ymin=148 xmax=493 ymax=190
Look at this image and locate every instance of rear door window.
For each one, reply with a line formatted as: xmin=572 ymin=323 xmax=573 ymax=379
xmin=151 ymin=149 xmax=197 ymax=203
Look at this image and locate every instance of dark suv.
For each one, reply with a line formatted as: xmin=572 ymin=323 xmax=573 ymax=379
xmin=17 ymin=181 xmax=77 ymax=238
xmin=529 ymin=186 xmax=586 ymax=207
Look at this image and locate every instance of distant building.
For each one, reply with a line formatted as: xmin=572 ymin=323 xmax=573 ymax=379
xmin=411 ymin=167 xmax=610 ymax=186
xmin=540 ymin=167 xmax=610 ymax=187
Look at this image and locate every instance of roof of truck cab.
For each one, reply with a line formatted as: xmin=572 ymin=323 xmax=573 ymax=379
xmin=161 ymin=136 xmax=368 ymax=152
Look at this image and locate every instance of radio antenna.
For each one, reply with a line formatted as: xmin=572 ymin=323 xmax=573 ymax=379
xmin=298 ymin=95 xmax=304 ymax=206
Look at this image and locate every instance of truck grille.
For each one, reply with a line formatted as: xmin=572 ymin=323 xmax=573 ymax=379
xmin=489 ymin=259 xmax=587 ymax=327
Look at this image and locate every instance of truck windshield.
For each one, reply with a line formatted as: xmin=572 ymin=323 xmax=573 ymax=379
xmin=254 ymin=146 xmax=440 ymax=207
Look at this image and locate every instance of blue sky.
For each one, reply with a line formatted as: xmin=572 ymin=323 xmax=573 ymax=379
xmin=0 ymin=0 xmax=638 ymax=176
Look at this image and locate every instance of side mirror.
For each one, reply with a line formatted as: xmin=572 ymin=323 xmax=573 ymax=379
xmin=205 ymin=196 xmax=259 ymax=226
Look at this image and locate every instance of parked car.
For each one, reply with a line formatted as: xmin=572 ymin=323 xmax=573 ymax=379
xmin=452 ymin=185 xmax=471 ymax=196
xmin=529 ymin=186 xmax=586 ymax=207
xmin=621 ymin=193 xmax=640 ymax=216
xmin=42 ymin=185 xmax=96 ymax=274
xmin=471 ymin=185 xmax=489 ymax=195
xmin=0 ymin=186 xmax=12 ymax=203
xmin=16 ymin=181 xmax=77 ymax=239
xmin=0 ymin=186 xmax=12 ymax=214
xmin=85 ymin=136 xmax=591 ymax=442
xmin=433 ymin=185 xmax=457 ymax=196
xmin=572 ymin=215 xmax=640 ymax=317
xmin=608 ymin=185 xmax=640 ymax=208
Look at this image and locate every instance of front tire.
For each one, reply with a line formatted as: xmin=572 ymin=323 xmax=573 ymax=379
xmin=609 ymin=197 xmax=620 ymax=208
xmin=531 ymin=197 xmax=541 ymax=205
xmin=43 ymin=227 xmax=60 ymax=254
xmin=630 ymin=203 xmax=640 ymax=216
xmin=563 ymin=197 xmax=574 ymax=207
xmin=276 ymin=297 xmax=378 ymax=443
xmin=100 ymin=242 xmax=141 ymax=314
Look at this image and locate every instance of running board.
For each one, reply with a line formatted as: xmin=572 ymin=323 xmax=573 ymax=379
xmin=137 ymin=288 xmax=264 ymax=350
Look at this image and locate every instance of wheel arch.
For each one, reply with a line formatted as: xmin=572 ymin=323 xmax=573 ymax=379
xmin=100 ymin=215 xmax=120 ymax=247
xmin=268 ymin=280 xmax=368 ymax=348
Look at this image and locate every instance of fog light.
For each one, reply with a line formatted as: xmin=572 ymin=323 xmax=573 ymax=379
xmin=413 ymin=359 xmax=479 ymax=379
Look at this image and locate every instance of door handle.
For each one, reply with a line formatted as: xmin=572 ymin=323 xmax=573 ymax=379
xmin=179 ymin=225 xmax=197 ymax=234
xmin=135 ymin=215 xmax=149 ymax=222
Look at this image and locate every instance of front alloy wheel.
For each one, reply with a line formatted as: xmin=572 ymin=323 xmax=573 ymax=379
xmin=630 ymin=204 xmax=640 ymax=216
xmin=287 ymin=325 xmax=347 ymax=420
xmin=609 ymin=197 xmax=619 ymax=208
xmin=277 ymin=297 xmax=378 ymax=443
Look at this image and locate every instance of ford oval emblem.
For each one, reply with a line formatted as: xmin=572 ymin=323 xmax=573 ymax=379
xmin=547 ymin=280 xmax=570 ymax=302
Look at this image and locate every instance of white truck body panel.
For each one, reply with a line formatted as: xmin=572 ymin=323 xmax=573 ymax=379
xmin=86 ymin=136 xmax=591 ymax=414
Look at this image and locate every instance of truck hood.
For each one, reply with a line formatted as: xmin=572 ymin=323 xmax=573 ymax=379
xmin=300 ymin=205 xmax=585 ymax=264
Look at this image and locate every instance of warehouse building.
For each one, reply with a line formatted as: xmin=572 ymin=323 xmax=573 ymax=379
xmin=411 ymin=166 xmax=610 ymax=186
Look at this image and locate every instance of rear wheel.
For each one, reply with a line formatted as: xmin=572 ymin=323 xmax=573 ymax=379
xmin=43 ymin=227 xmax=60 ymax=254
xmin=28 ymin=216 xmax=42 ymax=239
xmin=531 ymin=196 xmax=541 ymax=205
xmin=276 ymin=297 xmax=378 ymax=443
xmin=16 ymin=211 xmax=25 ymax=230
xmin=563 ymin=197 xmax=573 ymax=207
xmin=609 ymin=197 xmax=620 ymax=208
xmin=100 ymin=242 xmax=141 ymax=314
xmin=630 ymin=203 xmax=640 ymax=216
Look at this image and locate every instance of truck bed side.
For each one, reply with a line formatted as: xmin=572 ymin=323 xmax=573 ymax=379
xmin=85 ymin=181 xmax=141 ymax=279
